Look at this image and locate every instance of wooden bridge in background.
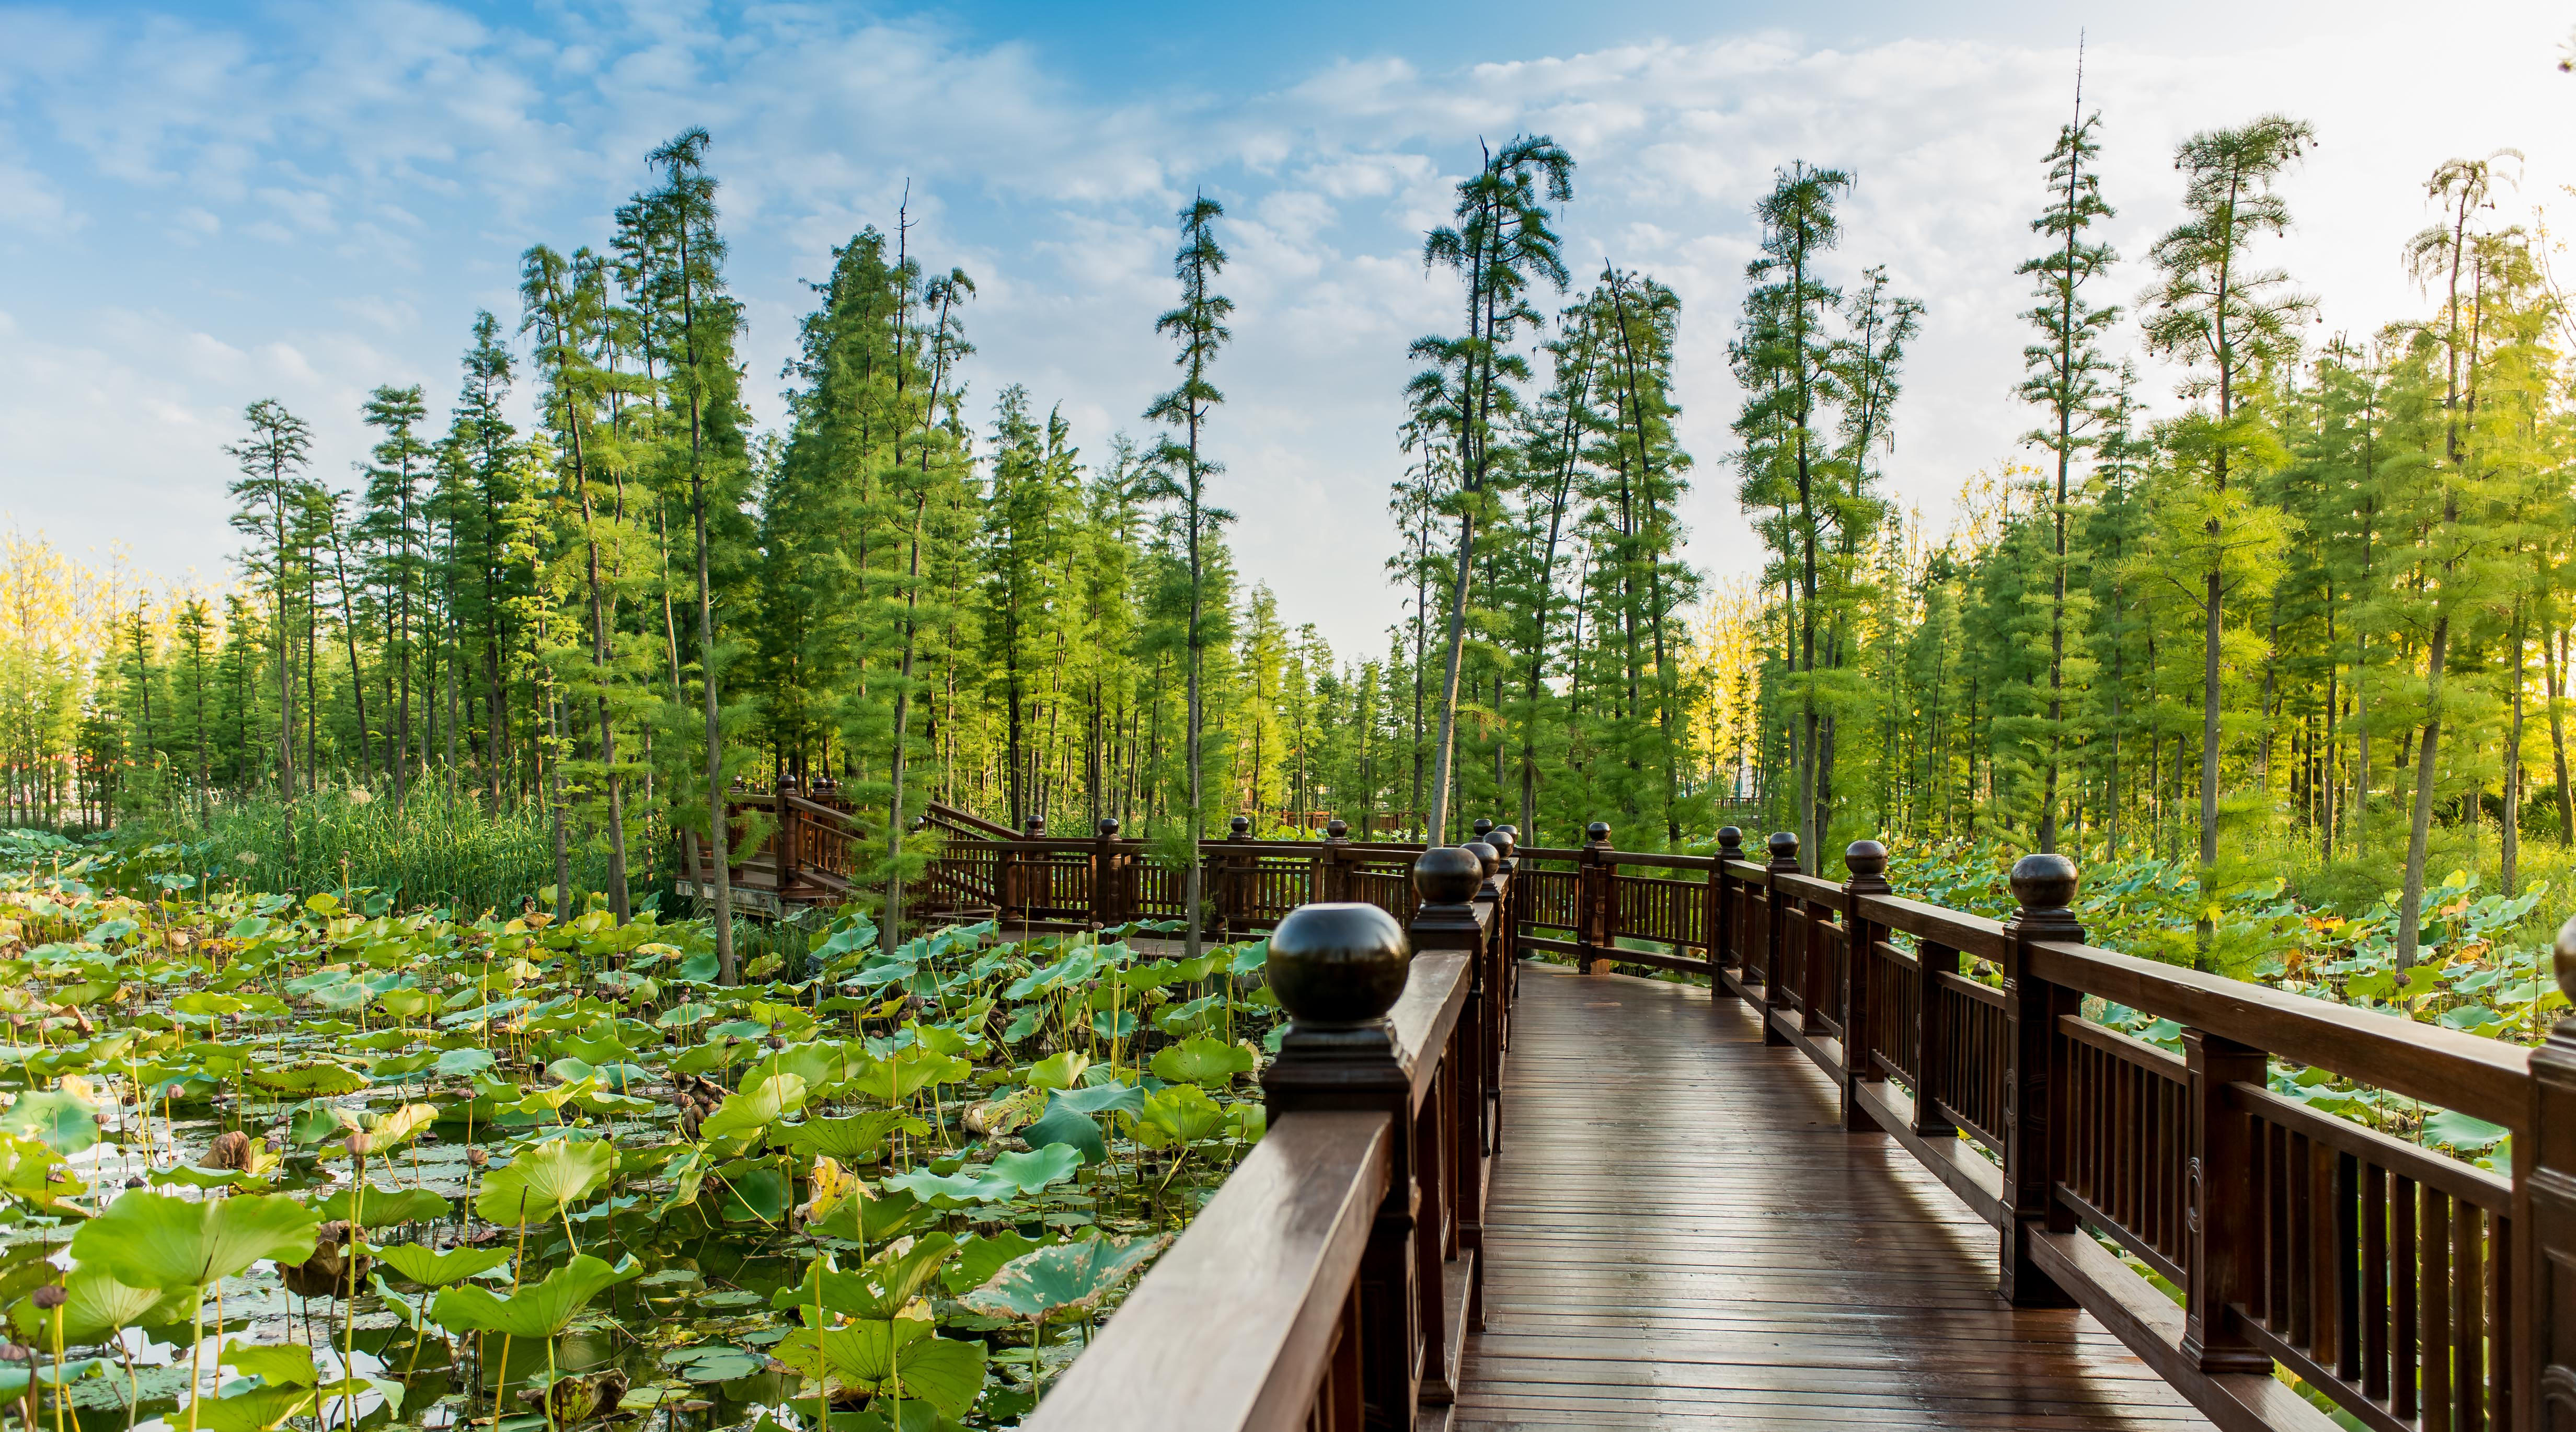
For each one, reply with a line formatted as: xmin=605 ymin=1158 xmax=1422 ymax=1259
xmin=696 ymin=800 xmax=2576 ymax=1431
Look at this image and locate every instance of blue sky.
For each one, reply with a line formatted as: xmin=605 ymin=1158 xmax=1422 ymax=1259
xmin=6 ymin=0 xmax=2572 ymax=659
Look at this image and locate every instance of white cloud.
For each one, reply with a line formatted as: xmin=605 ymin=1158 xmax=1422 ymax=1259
xmin=4 ymin=3 xmax=2573 ymax=659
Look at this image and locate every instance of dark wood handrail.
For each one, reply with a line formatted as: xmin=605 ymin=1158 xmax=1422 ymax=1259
xmin=1027 ymin=1110 xmax=1392 ymax=1431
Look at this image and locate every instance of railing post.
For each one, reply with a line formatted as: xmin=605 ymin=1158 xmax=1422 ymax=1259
xmin=1264 ymin=900 xmax=1422 ymax=1432
xmin=1710 ymin=827 xmax=1744 ymax=1000
xmin=1762 ymin=831 xmax=1798 ymax=1047
xmin=2520 ymin=917 xmax=2576 ymax=1426
xmin=1841 ymin=840 xmax=1890 ymax=1133
xmin=2181 ymin=1028 xmax=2270 ymax=1374
xmin=1999 ymin=852 xmax=2080 ymax=1308
xmin=1914 ymin=934 xmax=1959 ymax=1139
xmin=1321 ymin=817 xmax=1352 ymax=903
xmin=777 ymin=788 xmax=800 ymax=894
xmin=1090 ymin=817 xmax=1123 ymax=931
xmin=1576 ymin=822 xmax=1613 ymax=975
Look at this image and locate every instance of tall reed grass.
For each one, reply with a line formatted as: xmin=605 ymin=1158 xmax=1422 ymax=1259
xmin=147 ymin=783 xmax=616 ymax=919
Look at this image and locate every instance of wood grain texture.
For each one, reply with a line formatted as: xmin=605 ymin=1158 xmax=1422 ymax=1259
xmin=1453 ymin=963 xmax=2219 ymax=1431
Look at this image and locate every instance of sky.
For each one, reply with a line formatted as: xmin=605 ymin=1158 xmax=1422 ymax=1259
xmin=5 ymin=0 xmax=2574 ymax=663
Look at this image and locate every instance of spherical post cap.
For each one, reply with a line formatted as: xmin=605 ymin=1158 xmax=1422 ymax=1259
xmin=1024 ymin=817 xmax=1045 ymax=835
xmin=2009 ymin=852 xmax=2080 ymax=911
xmin=1462 ymin=840 xmax=1500 ymax=878
xmin=1472 ymin=817 xmax=1496 ymax=838
xmin=1413 ymin=845 xmax=1485 ymax=904
xmin=1717 ymin=826 xmax=1743 ymax=850
xmin=1586 ymin=821 xmax=1612 ymax=843
xmin=1230 ymin=815 xmax=1251 ymax=835
xmin=1844 ymin=839 xmax=1889 ymax=878
xmin=1326 ymin=818 xmax=1349 ymax=839
xmin=1488 ymin=829 xmax=1516 ymax=857
xmin=1269 ymin=902 xmax=1412 ymax=1028
xmin=1097 ymin=817 xmax=1119 ymax=836
xmin=1767 ymin=830 xmax=1799 ymax=860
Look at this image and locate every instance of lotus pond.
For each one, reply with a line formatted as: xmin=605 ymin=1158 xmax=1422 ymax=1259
xmin=0 ymin=831 xmax=1284 ymax=1432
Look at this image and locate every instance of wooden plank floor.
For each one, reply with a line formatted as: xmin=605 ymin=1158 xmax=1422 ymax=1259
xmin=1454 ymin=962 xmax=2217 ymax=1430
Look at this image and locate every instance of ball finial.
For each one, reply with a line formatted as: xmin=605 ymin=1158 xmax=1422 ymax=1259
xmin=1097 ymin=816 xmax=1119 ymax=837
xmin=2008 ymin=852 xmax=2080 ymax=913
xmin=1230 ymin=815 xmax=1251 ymax=837
xmin=1268 ymin=903 xmax=1412 ymax=1028
xmin=1413 ymin=846 xmax=1484 ymax=906
xmin=1473 ymin=817 xmax=1496 ymax=840
xmin=1845 ymin=840 xmax=1888 ymax=878
xmin=1462 ymin=840 xmax=1500 ymax=879
xmin=1488 ymin=828 xmax=1516 ymax=861
xmin=1717 ymin=826 xmax=1743 ymax=855
xmin=1586 ymin=821 xmax=1612 ymax=846
xmin=1024 ymin=816 xmax=1045 ymax=837
xmin=1326 ymin=817 xmax=1349 ymax=840
xmin=1766 ymin=831 xmax=1800 ymax=868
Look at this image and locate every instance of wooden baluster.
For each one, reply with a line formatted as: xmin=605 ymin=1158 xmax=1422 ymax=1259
xmin=1916 ymin=937 xmax=1959 ymax=1139
xmin=2000 ymin=852 xmax=2079 ymax=1307
xmin=1264 ymin=898 xmax=1427 ymax=1432
xmin=1841 ymin=840 xmax=1890 ymax=1134
xmin=1762 ymin=832 xmax=1798 ymax=1047
xmin=2520 ymin=916 xmax=2576 ymax=1429
xmin=2180 ymin=1027 xmax=2270 ymax=1373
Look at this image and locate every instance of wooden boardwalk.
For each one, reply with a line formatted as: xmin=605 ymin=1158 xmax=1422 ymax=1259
xmin=1454 ymin=963 xmax=2220 ymax=1430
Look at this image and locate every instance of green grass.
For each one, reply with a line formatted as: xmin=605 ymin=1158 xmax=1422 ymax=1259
xmin=140 ymin=782 xmax=614 ymax=920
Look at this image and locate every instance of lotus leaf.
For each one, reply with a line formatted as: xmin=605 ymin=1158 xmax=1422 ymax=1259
xmin=9 ymin=1264 xmax=185 ymax=1343
xmin=2424 ymin=1109 xmax=2512 ymax=1152
xmin=962 ymin=1233 xmax=1167 ymax=1327
xmin=661 ymin=1344 xmax=767 ymax=1384
xmin=807 ymin=1187 xmax=929 ymax=1245
xmin=474 ymin=1138 xmax=617 ymax=1224
xmin=221 ymin=1339 xmax=318 ymax=1388
xmin=433 ymin=1046 xmax=496 ymax=1078
xmin=779 ymin=1110 xmax=929 ymax=1162
xmin=774 ymin=1319 xmax=987 ymax=1421
xmin=70 ymin=1190 xmax=320 ymax=1289
xmin=315 ymin=1183 xmax=452 ymax=1228
xmin=1125 ymin=1084 xmax=1229 ymax=1148
xmin=1149 ymin=1034 xmax=1255 ymax=1086
xmin=0 ymin=1087 xmax=99 ymax=1153
xmin=699 ymin=1072 xmax=810 ymax=1143
xmin=882 ymin=1144 xmax=1080 ymax=1204
xmin=940 ymin=1231 xmax=1049 ymax=1295
xmin=1026 ymin=1050 xmax=1090 ymax=1091
xmin=367 ymin=1242 xmax=513 ymax=1286
xmin=251 ymin=1062 xmax=370 ymax=1096
xmin=185 ymin=1385 xmax=317 ymax=1432
xmin=430 ymin=1253 xmax=643 ymax=1338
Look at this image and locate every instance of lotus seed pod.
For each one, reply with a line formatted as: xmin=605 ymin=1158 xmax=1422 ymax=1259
xmin=31 ymin=1285 xmax=65 ymax=1311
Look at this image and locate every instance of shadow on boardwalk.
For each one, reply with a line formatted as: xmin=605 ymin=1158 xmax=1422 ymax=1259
xmin=1454 ymin=962 xmax=2217 ymax=1431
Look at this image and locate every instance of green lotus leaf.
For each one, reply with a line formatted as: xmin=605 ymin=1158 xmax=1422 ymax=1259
xmin=1023 ymin=1097 xmax=1108 ymax=1164
xmin=2423 ymin=1109 xmax=2511 ymax=1152
xmin=315 ymin=1184 xmax=452 ymax=1228
xmin=1149 ymin=1034 xmax=1255 ymax=1087
xmin=806 ymin=1187 xmax=929 ymax=1245
xmin=882 ymin=1144 xmax=1080 ymax=1204
xmin=940 ymin=1231 xmax=1048 ymax=1296
xmin=71 ymin=1190 xmax=320 ymax=1289
xmin=1125 ymin=1085 xmax=1228 ymax=1148
xmin=255 ymin=1061 xmax=372 ymax=1096
xmin=960 ymin=1234 xmax=1168 ymax=1322
xmin=377 ymin=989 xmax=435 ymax=1020
xmin=660 ymin=1343 xmax=767 ymax=1383
xmin=432 ymin=1047 xmax=496 ymax=1079
xmin=773 ymin=1235 xmax=955 ymax=1320
xmin=777 ymin=1110 xmax=927 ymax=1162
xmin=221 ymin=1338 xmax=318 ymax=1388
xmin=186 ymin=1385 xmax=316 ymax=1432
xmin=429 ymin=1253 xmax=642 ymax=1338
xmin=698 ymin=1072 xmax=810 ymax=1145
xmin=9 ymin=1264 xmax=187 ymax=1343
xmin=846 ymin=1047 xmax=967 ymax=1105
xmin=474 ymin=1138 xmax=617 ymax=1225
xmin=0 ymin=1132 xmax=83 ymax=1210
xmin=1025 ymin=1051 xmax=1090 ymax=1091
xmin=0 ymin=1088 xmax=99 ymax=1153
xmin=366 ymin=1241 xmax=514 ymax=1286
xmin=774 ymin=1320 xmax=986 ymax=1422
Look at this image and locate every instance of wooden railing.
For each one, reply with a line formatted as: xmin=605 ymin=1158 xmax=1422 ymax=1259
xmin=876 ymin=808 xmax=2576 ymax=1431
xmin=1700 ymin=829 xmax=2551 ymax=1432
xmin=1033 ymin=840 xmax=1520 ymax=1430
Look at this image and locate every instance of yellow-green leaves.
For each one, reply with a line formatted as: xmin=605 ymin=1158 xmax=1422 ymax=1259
xmin=473 ymin=1138 xmax=617 ymax=1225
xmin=71 ymin=1190 xmax=320 ymax=1289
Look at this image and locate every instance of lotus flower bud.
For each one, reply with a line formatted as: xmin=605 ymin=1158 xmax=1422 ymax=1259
xmin=346 ymin=1131 xmax=374 ymax=1155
